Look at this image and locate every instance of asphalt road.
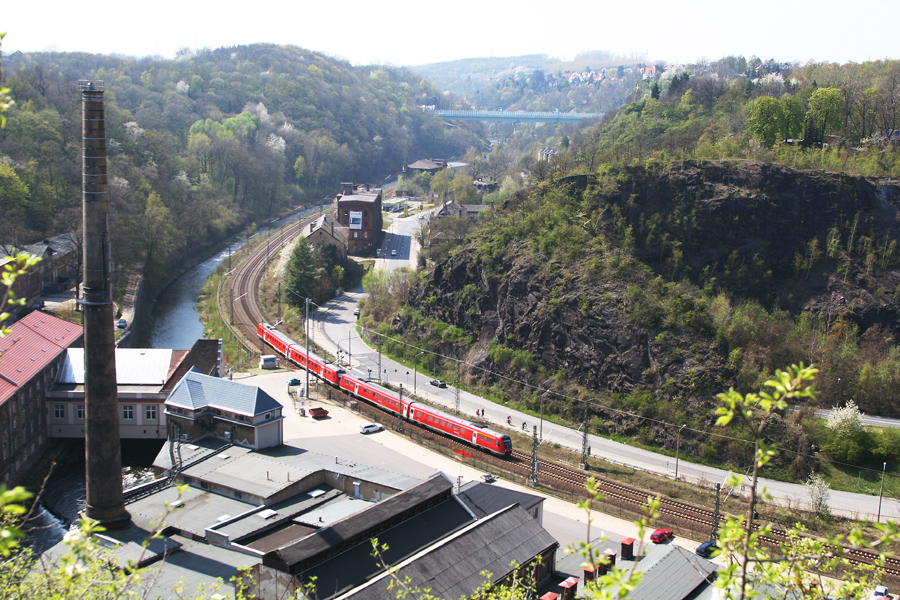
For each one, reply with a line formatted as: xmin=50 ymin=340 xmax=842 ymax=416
xmin=315 ymin=214 xmax=900 ymax=524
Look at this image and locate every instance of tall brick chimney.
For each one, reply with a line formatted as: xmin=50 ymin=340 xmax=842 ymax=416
xmin=79 ymin=80 xmax=129 ymax=529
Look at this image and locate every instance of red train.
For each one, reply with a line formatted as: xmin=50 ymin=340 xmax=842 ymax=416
xmin=258 ymin=323 xmax=512 ymax=456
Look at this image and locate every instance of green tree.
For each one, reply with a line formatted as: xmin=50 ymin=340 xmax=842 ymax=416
xmin=283 ymin=239 xmax=317 ymax=307
xmin=746 ymin=96 xmax=784 ymax=147
xmin=807 ymin=87 xmax=843 ymax=137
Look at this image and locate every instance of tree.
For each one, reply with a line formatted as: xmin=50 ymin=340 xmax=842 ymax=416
xmin=746 ymin=96 xmax=784 ymax=148
xmin=804 ymin=473 xmax=832 ymax=520
xmin=283 ymin=239 xmax=317 ymax=308
xmin=807 ymin=87 xmax=843 ymax=137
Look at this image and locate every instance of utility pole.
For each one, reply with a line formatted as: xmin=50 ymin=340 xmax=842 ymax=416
xmin=305 ymin=298 xmax=310 ymax=399
xmin=530 ymin=425 xmax=539 ymax=486
xmin=580 ymin=398 xmax=591 ymax=469
xmin=230 ymin=288 xmax=234 ymax=325
xmin=277 ymin=282 xmax=281 ymax=322
xmin=455 ymin=360 xmax=461 ymax=415
xmin=377 ymin=336 xmax=382 ymax=382
xmin=712 ymin=483 xmax=721 ymax=540
xmin=397 ymin=384 xmax=404 ymax=433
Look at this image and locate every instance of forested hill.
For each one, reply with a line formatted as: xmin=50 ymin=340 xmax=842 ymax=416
xmin=0 ymin=44 xmax=478 ymax=286
xmin=386 ymin=162 xmax=900 ymax=471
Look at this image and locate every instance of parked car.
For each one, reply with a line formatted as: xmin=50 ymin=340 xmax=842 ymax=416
xmin=480 ymin=474 xmax=496 ymax=483
xmin=117 ymin=318 xmax=127 ymax=329
xmin=287 ymin=378 xmax=302 ymax=386
xmin=391 ymin=249 xmax=397 ymax=256
xmin=650 ymin=528 xmax=673 ymax=543
xmin=695 ymin=540 xmax=717 ymax=558
xmin=353 ymin=308 xmax=360 ymax=316
xmin=430 ymin=379 xmax=447 ymax=388
xmin=358 ymin=423 xmax=383 ymax=434
xmin=308 ymin=407 xmax=329 ymax=419
xmin=872 ymin=586 xmax=890 ymax=599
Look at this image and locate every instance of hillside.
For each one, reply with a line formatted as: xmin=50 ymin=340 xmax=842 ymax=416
xmin=0 ymin=43 xmax=481 ymax=289
xmin=386 ymin=161 xmax=900 ymax=474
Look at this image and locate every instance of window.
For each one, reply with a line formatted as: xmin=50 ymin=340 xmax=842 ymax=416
xmin=54 ymin=405 xmax=65 ymax=419
xmin=77 ymin=405 xmax=85 ymax=420
xmin=123 ymin=406 xmax=134 ymax=420
xmin=145 ymin=405 xmax=157 ymax=420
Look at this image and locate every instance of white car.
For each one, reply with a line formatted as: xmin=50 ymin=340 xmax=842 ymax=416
xmin=391 ymin=249 xmax=397 ymax=256
xmin=358 ymin=423 xmax=383 ymax=434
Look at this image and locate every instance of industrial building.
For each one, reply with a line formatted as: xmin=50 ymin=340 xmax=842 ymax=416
xmin=0 ymin=311 xmax=83 ymax=486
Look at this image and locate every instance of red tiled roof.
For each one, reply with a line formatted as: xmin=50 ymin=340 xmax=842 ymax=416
xmin=0 ymin=311 xmax=83 ymax=405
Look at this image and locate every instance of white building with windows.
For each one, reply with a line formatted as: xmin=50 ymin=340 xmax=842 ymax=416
xmin=46 ymin=340 xmax=221 ymax=440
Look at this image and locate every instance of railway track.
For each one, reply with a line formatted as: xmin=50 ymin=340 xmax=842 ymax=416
xmin=221 ymin=214 xmax=320 ymax=356
xmin=511 ymin=450 xmax=900 ymax=583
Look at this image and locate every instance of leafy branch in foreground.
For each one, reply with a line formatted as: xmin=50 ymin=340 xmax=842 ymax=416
xmin=715 ymin=364 xmax=899 ymax=600
xmin=1 ymin=251 xmax=41 ymax=337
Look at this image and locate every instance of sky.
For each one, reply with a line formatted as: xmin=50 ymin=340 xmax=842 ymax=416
xmin=4 ymin=0 xmax=897 ymax=68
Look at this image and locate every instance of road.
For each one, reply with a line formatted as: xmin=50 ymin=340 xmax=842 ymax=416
xmin=313 ymin=214 xmax=900 ymax=524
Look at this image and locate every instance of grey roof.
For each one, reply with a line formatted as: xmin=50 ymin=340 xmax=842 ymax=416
xmin=58 ymin=348 xmax=173 ymax=385
xmin=266 ymin=474 xmax=456 ymax=574
xmin=126 ymin=484 xmax=257 ymax=540
xmin=341 ymin=503 xmax=558 ymax=600
xmin=306 ymin=493 xmax=475 ymax=598
xmin=166 ymin=367 xmax=282 ymax=416
xmin=553 ymin=537 xmax=717 ymax=600
xmin=457 ymin=480 xmax=543 ymax=518
xmin=628 ymin=544 xmax=717 ymax=600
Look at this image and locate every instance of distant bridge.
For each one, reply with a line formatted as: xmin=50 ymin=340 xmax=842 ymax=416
xmin=427 ymin=109 xmax=604 ymax=124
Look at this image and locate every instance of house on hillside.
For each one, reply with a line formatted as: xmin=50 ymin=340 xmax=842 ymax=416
xmin=304 ymin=213 xmax=347 ymax=258
xmin=20 ymin=233 xmax=80 ymax=294
xmin=434 ymin=200 xmax=492 ymax=220
xmin=404 ymin=159 xmax=446 ymax=175
xmin=0 ymin=252 xmax=42 ymax=324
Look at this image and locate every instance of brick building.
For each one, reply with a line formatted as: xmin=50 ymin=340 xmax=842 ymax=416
xmin=0 ymin=312 xmax=83 ymax=487
xmin=335 ymin=183 xmax=382 ymax=255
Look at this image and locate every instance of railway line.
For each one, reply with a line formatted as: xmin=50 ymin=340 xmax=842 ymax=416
xmin=219 ymin=214 xmax=321 ymax=356
xmin=510 ymin=450 xmax=900 ymax=583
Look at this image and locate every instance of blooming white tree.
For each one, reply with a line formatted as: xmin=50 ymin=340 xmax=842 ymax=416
xmin=826 ymin=399 xmax=865 ymax=436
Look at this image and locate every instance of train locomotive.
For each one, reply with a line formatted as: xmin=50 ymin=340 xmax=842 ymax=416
xmin=258 ymin=323 xmax=512 ymax=456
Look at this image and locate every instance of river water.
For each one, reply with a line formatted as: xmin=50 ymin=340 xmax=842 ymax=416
xmin=30 ymin=211 xmax=310 ymax=552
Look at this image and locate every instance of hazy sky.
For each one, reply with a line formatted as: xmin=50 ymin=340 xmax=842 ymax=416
xmin=4 ymin=0 xmax=896 ymax=68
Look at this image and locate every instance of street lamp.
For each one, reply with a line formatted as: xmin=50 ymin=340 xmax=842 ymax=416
xmin=878 ymin=461 xmax=887 ymax=522
xmin=540 ymin=389 xmax=550 ymax=440
xmin=413 ymin=351 xmax=426 ymax=395
xmin=675 ymin=424 xmax=687 ymax=481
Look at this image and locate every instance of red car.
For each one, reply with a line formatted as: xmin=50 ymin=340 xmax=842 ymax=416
xmin=650 ymin=528 xmax=673 ymax=543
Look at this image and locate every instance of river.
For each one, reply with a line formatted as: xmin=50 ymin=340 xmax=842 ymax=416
xmin=30 ymin=210 xmax=311 ymax=552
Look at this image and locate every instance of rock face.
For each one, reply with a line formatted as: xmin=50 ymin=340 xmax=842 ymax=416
xmin=401 ymin=161 xmax=900 ymax=425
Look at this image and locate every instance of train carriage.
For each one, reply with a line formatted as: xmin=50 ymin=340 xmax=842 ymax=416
xmin=407 ymin=401 xmax=511 ymax=456
xmin=257 ymin=322 xmax=511 ymax=456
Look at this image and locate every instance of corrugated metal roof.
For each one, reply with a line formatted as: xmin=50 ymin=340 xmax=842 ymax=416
xmin=166 ymin=368 xmax=282 ymax=416
xmin=340 ymin=503 xmax=558 ymax=600
xmin=57 ymin=348 xmax=173 ymax=385
xmin=457 ymin=480 xmax=543 ymax=518
xmin=0 ymin=312 xmax=82 ymax=405
xmin=627 ymin=544 xmax=717 ymax=600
